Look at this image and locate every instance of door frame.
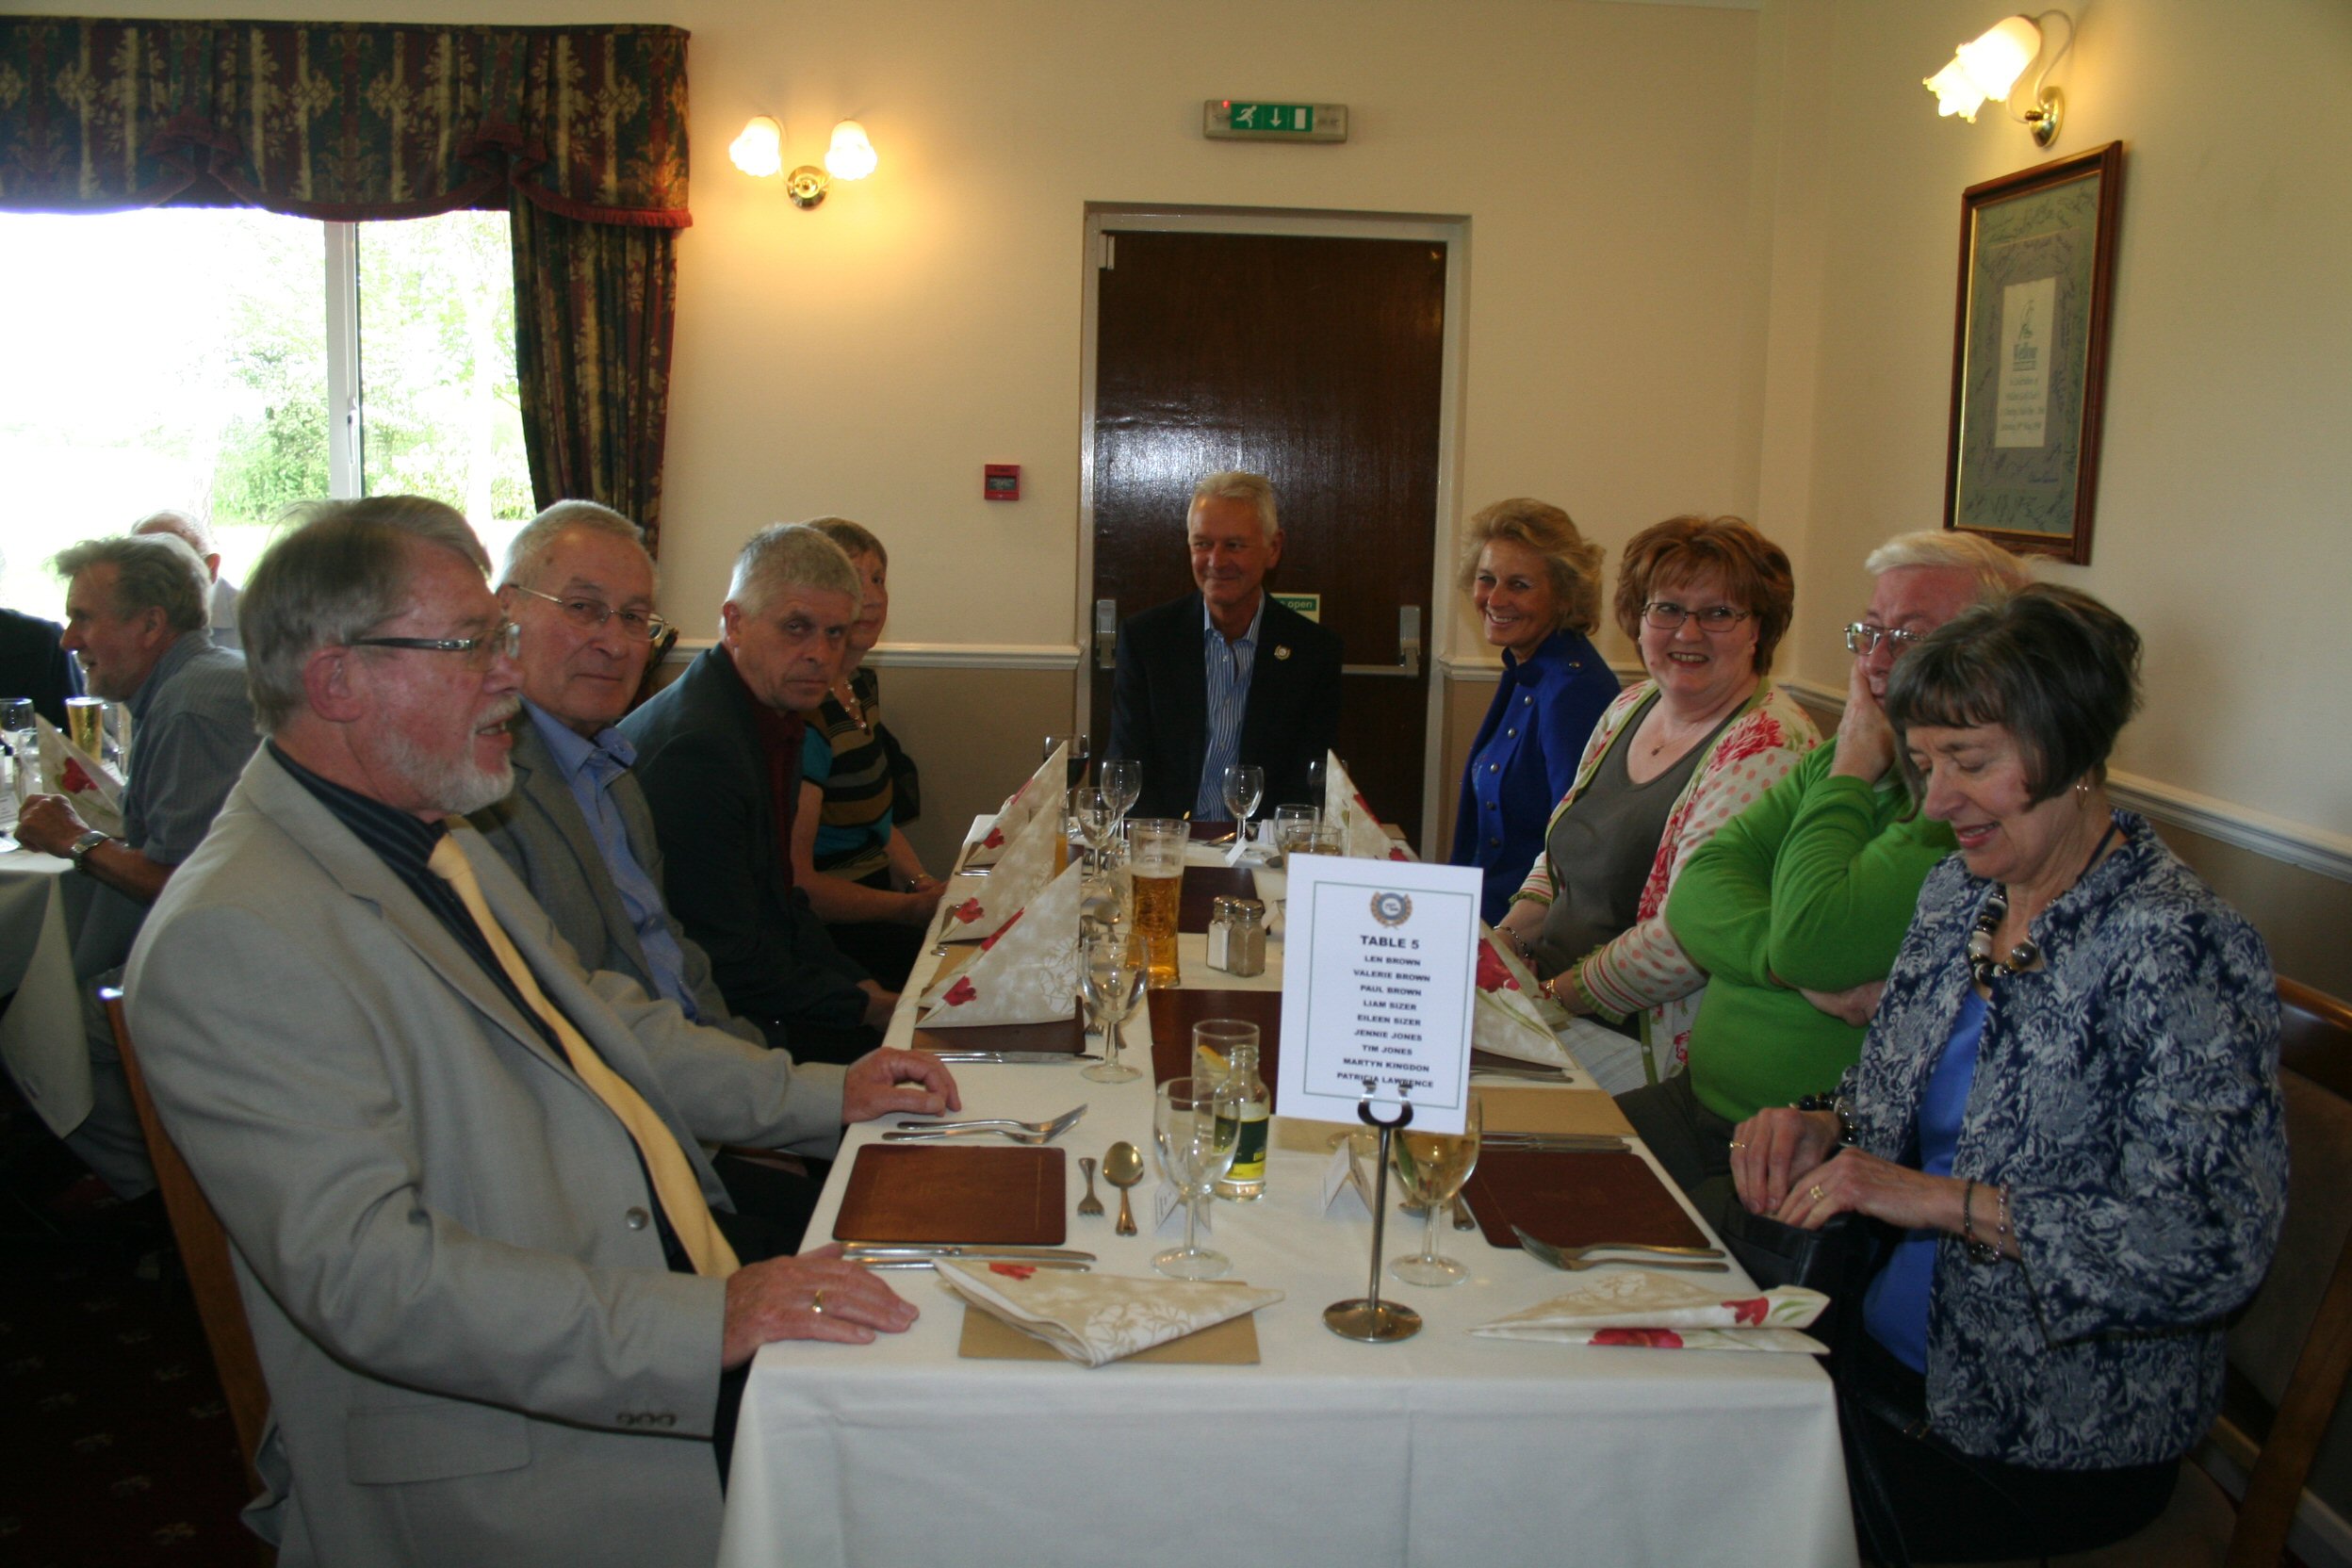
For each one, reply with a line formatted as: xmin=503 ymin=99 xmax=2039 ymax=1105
xmin=1074 ymin=203 xmax=1470 ymax=854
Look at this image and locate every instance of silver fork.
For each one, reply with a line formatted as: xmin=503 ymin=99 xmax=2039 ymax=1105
xmin=880 ymin=1105 xmax=1087 ymax=1144
xmin=1512 ymin=1227 xmax=1728 ymax=1271
xmin=1076 ymin=1157 xmax=1104 ymax=1217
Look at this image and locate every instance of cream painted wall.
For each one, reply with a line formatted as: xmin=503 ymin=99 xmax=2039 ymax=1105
xmin=8 ymin=0 xmax=1770 ymax=666
xmin=1749 ymin=0 xmax=2352 ymax=844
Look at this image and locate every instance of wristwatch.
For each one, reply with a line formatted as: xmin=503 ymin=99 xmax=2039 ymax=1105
xmin=68 ymin=829 xmax=110 ymax=873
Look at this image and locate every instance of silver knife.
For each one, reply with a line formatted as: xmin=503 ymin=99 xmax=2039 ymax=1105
xmin=923 ymin=1052 xmax=1101 ymax=1065
xmin=841 ymin=1244 xmax=1095 ymax=1268
xmin=1482 ymin=1134 xmax=1629 ymax=1152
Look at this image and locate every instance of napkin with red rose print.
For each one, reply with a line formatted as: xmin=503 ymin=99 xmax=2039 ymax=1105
xmin=961 ymin=743 xmax=1069 ymax=871
xmin=938 ymin=1262 xmax=1283 ymax=1367
xmin=917 ymin=859 xmax=1084 ymax=1025
xmin=1472 ymin=924 xmax=1577 ymax=1068
xmin=1319 ymin=751 xmax=1402 ymax=861
xmin=939 ymin=796 xmax=1067 ymax=941
xmin=1472 ymin=1269 xmax=1830 ymax=1353
xmin=35 ymin=715 xmax=126 ymax=836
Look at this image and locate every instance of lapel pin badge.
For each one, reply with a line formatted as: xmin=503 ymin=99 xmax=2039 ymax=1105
xmin=1274 ymin=645 xmax=1293 ymax=660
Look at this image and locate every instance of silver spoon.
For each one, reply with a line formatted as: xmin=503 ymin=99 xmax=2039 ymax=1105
xmin=1102 ymin=1141 xmax=1145 ymax=1237
xmin=1076 ymin=1156 xmax=1104 ymax=1217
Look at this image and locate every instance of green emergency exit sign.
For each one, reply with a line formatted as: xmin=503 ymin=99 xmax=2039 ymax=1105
xmin=1203 ymin=100 xmax=1349 ymax=142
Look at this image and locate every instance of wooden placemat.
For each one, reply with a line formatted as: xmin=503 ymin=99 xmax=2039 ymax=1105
xmin=1474 ymin=1086 xmax=1637 ymax=1138
xmin=956 ymin=1304 xmax=1261 ymax=1364
xmin=1461 ymin=1149 xmax=1708 ymax=1251
xmin=832 ymin=1146 xmax=1067 ymax=1245
xmin=1179 ymin=864 xmax=1257 ymax=932
xmin=911 ymin=1015 xmax=1087 ymax=1054
xmin=1147 ymin=988 xmax=1282 ymax=1105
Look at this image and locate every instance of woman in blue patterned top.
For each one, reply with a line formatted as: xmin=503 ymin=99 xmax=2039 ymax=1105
xmin=1729 ymin=585 xmax=2285 ymax=1563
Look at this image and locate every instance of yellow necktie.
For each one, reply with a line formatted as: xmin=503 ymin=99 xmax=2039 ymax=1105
xmin=428 ymin=834 xmax=739 ymax=1278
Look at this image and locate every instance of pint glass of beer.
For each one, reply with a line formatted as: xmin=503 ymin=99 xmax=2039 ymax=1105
xmin=64 ymin=697 xmax=105 ymax=759
xmin=1127 ymin=817 xmax=1190 ymax=988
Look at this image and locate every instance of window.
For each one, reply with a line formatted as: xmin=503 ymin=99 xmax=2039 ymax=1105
xmin=0 ymin=207 xmax=532 ymax=621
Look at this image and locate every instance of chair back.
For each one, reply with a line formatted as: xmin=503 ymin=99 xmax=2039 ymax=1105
xmin=101 ymin=987 xmax=271 ymax=1492
xmin=2216 ymin=976 xmax=2352 ymax=1565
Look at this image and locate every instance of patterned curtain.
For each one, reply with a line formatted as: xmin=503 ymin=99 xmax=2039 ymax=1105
xmin=0 ymin=17 xmax=690 ymax=547
xmin=511 ymin=201 xmax=678 ymax=554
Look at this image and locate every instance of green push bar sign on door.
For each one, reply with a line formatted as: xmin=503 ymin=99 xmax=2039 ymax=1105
xmin=1203 ymin=101 xmax=1349 ymax=142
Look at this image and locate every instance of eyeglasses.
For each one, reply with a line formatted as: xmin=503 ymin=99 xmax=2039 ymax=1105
xmin=510 ymin=584 xmax=671 ymax=644
xmin=1642 ymin=600 xmax=1752 ymax=633
xmin=1844 ymin=622 xmax=1924 ymax=656
xmin=349 ymin=620 xmax=521 ymax=668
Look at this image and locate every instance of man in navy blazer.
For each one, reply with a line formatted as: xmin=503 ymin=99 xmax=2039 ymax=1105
xmin=1106 ymin=471 xmax=1342 ymax=821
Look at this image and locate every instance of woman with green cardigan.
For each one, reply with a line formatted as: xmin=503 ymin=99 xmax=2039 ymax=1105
xmin=1628 ymin=531 xmax=2029 ymax=1216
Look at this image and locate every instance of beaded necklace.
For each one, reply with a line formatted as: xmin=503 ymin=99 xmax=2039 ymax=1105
xmin=1967 ymin=818 xmax=2120 ymax=988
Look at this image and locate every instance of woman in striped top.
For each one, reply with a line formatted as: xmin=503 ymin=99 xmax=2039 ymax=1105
xmin=791 ymin=519 xmax=941 ymax=988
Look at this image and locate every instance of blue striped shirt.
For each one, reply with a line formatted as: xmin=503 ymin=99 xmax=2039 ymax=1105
xmin=1194 ymin=596 xmax=1264 ymax=820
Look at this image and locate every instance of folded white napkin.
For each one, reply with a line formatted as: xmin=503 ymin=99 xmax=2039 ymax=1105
xmin=37 ymin=715 xmax=125 ymax=836
xmin=963 ymin=745 xmax=1068 ymax=870
xmin=1320 ymin=752 xmax=1399 ymax=860
xmin=1473 ymin=1270 xmax=1830 ymax=1354
xmin=939 ymin=800 xmax=1064 ymax=940
xmin=1472 ymin=925 xmax=1575 ymax=1068
xmin=917 ymin=859 xmax=1083 ymax=1026
xmin=938 ymin=1261 xmax=1283 ymax=1367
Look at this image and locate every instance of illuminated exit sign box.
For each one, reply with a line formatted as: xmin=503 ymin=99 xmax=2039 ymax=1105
xmin=1203 ymin=100 xmax=1348 ymax=142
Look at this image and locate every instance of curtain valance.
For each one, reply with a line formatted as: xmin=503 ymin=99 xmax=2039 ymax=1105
xmin=0 ymin=18 xmax=690 ymax=225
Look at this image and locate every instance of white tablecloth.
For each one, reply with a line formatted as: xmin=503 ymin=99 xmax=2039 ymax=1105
xmin=718 ymin=836 xmax=1857 ymax=1568
xmin=0 ymin=838 xmax=100 ymax=1135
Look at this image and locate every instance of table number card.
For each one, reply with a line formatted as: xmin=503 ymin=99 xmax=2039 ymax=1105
xmin=1276 ymin=855 xmax=1481 ymax=1134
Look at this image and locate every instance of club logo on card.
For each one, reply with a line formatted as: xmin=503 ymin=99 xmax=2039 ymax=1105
xmin=1369 ymin=890 xmax=1413 ymax=927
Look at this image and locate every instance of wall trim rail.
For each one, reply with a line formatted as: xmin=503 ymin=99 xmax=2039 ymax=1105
xmin=668 ymin=638 xmax=1082 ymax=672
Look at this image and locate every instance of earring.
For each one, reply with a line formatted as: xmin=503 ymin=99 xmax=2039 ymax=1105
xmin=2072 ymin=777 xmax=2092 ymax=801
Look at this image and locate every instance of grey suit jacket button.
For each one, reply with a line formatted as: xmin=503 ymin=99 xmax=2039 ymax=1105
xmin=625 ymin=1207 xmax=650 ymax=1231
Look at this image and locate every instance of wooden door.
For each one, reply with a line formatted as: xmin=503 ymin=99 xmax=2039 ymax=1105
xmin=1086 ymin=229 xmax=1446 ymax=829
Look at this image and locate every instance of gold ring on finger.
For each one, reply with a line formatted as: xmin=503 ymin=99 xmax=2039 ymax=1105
xmin=1728 ymin=1140 xmax=1748 ymax=1151
xmin=1808 ymin=1184 xmax=1826 ymax=1203
xmin=811 ymin=1288 xmax=827 ymax=1316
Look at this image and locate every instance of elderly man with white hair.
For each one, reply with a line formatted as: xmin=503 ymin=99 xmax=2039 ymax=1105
xmin=132 ymin=509 xmax=241 ymax=650
xmin=1625 ymin=530 xmax=2033 ymax=1215
xmin=621 ymin=523 xmax=898 ymax=1064
xmin=1105 ymin=469 xmax=1343 ymax=821
xmin=11 ymin=531 xmax=255 ymax=1197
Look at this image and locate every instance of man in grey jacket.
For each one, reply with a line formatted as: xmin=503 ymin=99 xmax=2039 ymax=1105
xmin=126 ymin=497 xmax=956 ymax=1567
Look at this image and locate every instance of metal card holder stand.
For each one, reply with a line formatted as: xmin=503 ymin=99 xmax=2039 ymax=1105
xmin=1324 ymin=1085 xmax=1422 ymax=1343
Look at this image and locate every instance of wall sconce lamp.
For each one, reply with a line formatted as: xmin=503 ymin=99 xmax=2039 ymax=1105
xmin=728 ymin=115 xmax=878 ymax=208
xmin=1923 ymin=10 xmax=2073 ymax=147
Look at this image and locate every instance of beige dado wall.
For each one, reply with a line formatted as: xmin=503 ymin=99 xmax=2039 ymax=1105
xmin=32 ymin=0 xmax=2344 ymax=986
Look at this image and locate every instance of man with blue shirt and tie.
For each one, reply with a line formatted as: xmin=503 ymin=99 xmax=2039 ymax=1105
xmin=1106 ymin=471 xmax=1342 ymax=822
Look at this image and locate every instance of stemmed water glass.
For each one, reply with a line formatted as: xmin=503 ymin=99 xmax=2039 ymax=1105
xmin=1070 ymin=786 xmax=1119 ymax=872
xmin=1152 ymin=1075 xmax=1243 ymax=1279
xmin=1078 ymin=923 xmax=1146 ymax=1085
xmin=1221 ymin=763 xmax=1265 ymax=848
xmin=3 ymin=697 xmax=36 ymax=818
xmin=1390 ymin=1099 xmax=1483 ymax=1287
xmin=1098 ymin=758 xmax=1142 ymax=830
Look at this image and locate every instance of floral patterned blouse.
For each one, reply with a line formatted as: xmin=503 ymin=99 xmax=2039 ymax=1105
xmin=1511 ymin=678 xmax=1817 ymax=1079
xmin=1845 ymin=811 xmax=2286 ymax=1468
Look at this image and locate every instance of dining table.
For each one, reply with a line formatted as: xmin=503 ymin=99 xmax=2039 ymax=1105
xmin=716 ymin=828 xmax=1859 ymax=1568
xmin=0 ymin=795 xmax=106 ymax=1137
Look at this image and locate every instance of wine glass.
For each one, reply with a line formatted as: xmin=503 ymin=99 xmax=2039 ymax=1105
xmin=1220 ymin=763 xmax=1265 ymax=847
xmin=1079 ymin=929 xmax=1146 ymax=1085
xmin=1070 ymin=786 xmax=1119 ymax=871
xmin=1152 ymin=1075 xmax=1243 ymax=1279
xmin=1045 ymin=733 xmax=1091 ymax=790
xmin=1389 ymin=1099 xmax=1482 ymax=1286
xmin=1099 ymin=758 xmax=1142 ymax=827
xmin=3 ymin=696 xmax=36 ymax=815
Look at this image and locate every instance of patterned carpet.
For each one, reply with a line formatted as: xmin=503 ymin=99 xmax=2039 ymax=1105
xmin=0 ymin=1082 xmax=263 ymax=1568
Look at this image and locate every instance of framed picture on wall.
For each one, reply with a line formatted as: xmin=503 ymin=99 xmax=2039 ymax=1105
xmin=1943 ymin=141 xmax=2124 ymax=564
